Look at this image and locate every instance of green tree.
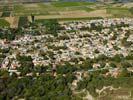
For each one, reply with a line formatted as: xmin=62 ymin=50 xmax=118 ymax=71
xmin=119 ymin=68 xmax=130 ymax=77
xmin=37 ymin=19 xmax=60 ymax=36
xmin=129 ymin=7 xmax=133 ymax=14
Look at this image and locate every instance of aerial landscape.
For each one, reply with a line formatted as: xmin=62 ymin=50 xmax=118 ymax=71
xmin=0 ymin=0 xmax=133 ymax=100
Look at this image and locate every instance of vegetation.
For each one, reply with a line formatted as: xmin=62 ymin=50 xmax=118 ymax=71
xmin=18 ymin=16 xmax=29 ymax=27
xmin=77 ymin=75 xmax=133 ymax=97
xmin=129 ymin=7 xmax=133 ymax=14
xmin=1 ymin=2 xmax=132 ymax=20
xmin=0 ymin=70 xmax=74 ymax=100
xmin=106 ymin=7 xmax=132 ymax=17
xmin=0 ymin=19 xmax=10 ymax=27
xmin=1 ymin=11 xmax=11 ymax=17
xmin=36 ymin=19 xmax=61 ymax=36
xmin=0 ymin=2 xmax=133 ymax=99
xmin=0 ymin=55 xmax=77 ymax=100
xmin=51 ymin=2 xmax=95 ymax=7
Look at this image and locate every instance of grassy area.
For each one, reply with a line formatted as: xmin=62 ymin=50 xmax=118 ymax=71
xmin=0 ymin=19 xmax=10 ymax=27
xmin=3 ymin=2 xmax=133 ymax=20
xmin=14 ymin=5 xmax=25 ymax=13
xmin=106 ymin=7 xmax=132 ymax=17
xmin=13 ymin=2 xmax=95 ymax=16
xmin=51 ymin=2 xmax=95 ymax=7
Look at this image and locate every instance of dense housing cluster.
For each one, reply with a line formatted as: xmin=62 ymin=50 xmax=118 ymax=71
xmin=0 ymin=18 xmax=132 ymax=69
xmin=0 ymin=18 xmax=133 ymax=99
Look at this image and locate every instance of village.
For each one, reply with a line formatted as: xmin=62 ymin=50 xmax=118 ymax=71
xmin=0 ymin=15 xmax=133 ymax=99
xmin=0 ymin=0 xmax=133 ymax=99
xmin=0 ymin=18 xmax=132 ymax=76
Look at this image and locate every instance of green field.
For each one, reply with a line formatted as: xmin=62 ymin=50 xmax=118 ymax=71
xmin=11 ymin=2 xmax=133 ymax=18
xmin=107 ymin=7 xmax=132 ymax=17
xmin=0 ymin=19 xmax=10 ymax=27
xmin=13 ymin=2 xmax=96 ymax=16
xmin=0 ymin=2 xmax=132 ymax=24
xmin=51 ymin=2 xmax=95 ymax=7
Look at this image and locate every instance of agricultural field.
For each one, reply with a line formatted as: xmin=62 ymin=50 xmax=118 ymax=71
xmin=107 ymin=7 xmax=132 ymax=17
xmin=51 ymin=2 xmax=95 ymax=7
xmin=12 ymin=2 xmax=133 ymax=20
xmin=0 ymin=2 xmax=133 ymax=27
xmin=13 ymin=2 xmax=96 ymax=16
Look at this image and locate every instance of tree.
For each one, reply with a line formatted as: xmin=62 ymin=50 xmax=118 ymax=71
xmin=66 ymin=73 xmax=76 ymax=83
xmin=34 ymin=66 xmax=47 ymax=74
xmin=129 ymin=7 xmax=133 ymax=14
xmin=17 ymin=55 xmax=32 ymax=62
xmin=109 ymin=62 xmax=117 ymax=68
xmin=37 ymin=19 xmax=60 ymax=36
xmin=56 ymin=64 xmax=77 ymax=74
xmin=119 ymin=68 xmax=130 ymax=77
xmin=0 ymin=70 xmax=9 ymax=78
xmin=80 ymin=60 xmax=93 ymax=70
xmin=121 ymin=61 xmax=132 ymax=68
xmin=112 ymin=54 xmax=124 ymax=62
xmin=31 ymin=14 xmax=35 ymax=23
xmin=16 ymin=55 xmax=34 ymax=75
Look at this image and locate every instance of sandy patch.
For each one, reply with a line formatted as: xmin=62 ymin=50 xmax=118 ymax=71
xmin=83 ymin=91 xmax=94 ymax=100
xmin=5 ymin=17 xmax=19 ymax=28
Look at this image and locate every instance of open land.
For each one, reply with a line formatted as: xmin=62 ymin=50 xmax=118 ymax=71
xmin=0 ymin=2 xmax=132 ymax=28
